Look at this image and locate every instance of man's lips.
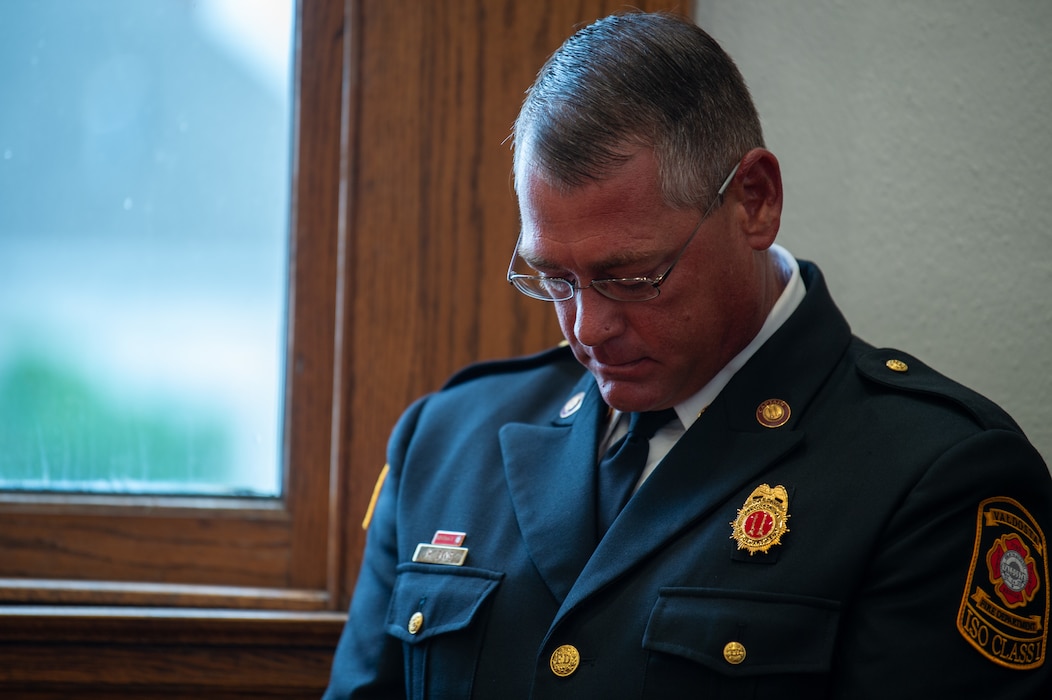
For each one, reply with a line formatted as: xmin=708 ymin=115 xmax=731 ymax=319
xmin=595 ymin=356 xmax=644 ymax=367
xmin=587 ymin=354 xmax=653 ymax=377
xmin=568 ymin=342 xmax=654 ymax=376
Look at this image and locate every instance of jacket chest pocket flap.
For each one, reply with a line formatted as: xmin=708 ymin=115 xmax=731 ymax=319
xmin=386 ymin=563 xmax=504 ymax=644
xmin=643 ymin=587 xmax=841 ymax=677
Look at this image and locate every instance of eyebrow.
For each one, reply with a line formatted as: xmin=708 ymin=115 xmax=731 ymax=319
xmin=517 ymin=240 xmax=659 ymax=276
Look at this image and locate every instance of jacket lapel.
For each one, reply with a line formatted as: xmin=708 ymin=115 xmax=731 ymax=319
xmin=501 ymin=373 xmax=604 ymax=603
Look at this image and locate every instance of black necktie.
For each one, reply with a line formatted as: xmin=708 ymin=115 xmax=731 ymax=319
xmin=596 ymin=408 xmax=678 ymax=536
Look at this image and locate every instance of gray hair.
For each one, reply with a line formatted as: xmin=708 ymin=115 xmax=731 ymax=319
xmin=512 ymin=12 xmax=764 ymax=209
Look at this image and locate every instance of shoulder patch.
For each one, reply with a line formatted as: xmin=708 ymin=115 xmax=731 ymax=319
xmin=957 ymin=497 xmax=1048 ymax=670
xmin=856 ymin=349 xmax=1021 ymax=433
xmin=442 ymin=342 xmax=573 ymax=389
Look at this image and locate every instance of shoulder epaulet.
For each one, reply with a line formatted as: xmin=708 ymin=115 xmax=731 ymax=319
xmin=856 ymin=348 xmax=1022 ymax=433
xmin=442 ymin=342 xmax=575 ymax=390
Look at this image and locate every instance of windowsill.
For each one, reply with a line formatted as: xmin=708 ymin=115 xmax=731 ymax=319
xmin=0 ymin=604 xmax=346 ymax=643
xmin=0 ymin=604 xmax=345 ymax=694
xmin=0 ymin=577 xmax=332 ymax=610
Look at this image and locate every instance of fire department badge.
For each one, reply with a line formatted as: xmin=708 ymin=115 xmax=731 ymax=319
xmin=957 ymin=497 xmax=1048 ymax=670
xmin=731 ymin=483 xmax=790 ymax=555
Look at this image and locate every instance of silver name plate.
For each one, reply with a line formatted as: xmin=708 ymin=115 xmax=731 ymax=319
xmin=412 ymin=543 xmax=469 ymax=566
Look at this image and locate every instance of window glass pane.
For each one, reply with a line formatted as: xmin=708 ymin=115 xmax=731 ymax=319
xmin=0 ymin=0 xmax=294 ymax=496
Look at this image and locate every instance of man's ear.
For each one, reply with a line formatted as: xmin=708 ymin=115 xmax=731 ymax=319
xmin=732 ymin=148 xmax=782 ymax=251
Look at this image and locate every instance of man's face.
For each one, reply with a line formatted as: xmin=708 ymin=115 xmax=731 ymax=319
xmin=516 ymin=149 xmax=765 ymax=412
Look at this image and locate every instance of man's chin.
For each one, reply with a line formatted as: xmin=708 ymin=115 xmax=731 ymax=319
xmin=594 ymin=377 xmax=667 ymax=413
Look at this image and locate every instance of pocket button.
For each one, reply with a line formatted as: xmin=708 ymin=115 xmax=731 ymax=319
xmin=723 ymin=641 xmax=746 ymax=665
xmin=408 ymin=611 xmax=424 ymax=635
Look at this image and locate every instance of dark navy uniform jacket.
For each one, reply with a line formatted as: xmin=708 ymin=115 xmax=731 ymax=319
xmin=325 ymin=261 xmax=1052 ymax=699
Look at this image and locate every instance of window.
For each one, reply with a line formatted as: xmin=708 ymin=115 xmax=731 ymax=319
xmin=1 ymin=0 xmax=293 ymax=498
xmin=0 ymin=0 xmax=343 ymax=607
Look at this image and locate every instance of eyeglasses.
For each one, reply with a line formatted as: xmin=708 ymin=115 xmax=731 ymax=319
xmin=507 ymin=162 xmax=740 ymax=302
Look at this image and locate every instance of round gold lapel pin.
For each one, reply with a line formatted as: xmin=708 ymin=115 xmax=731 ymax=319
xmin=756 ymin=399 xmax=791 ymax=428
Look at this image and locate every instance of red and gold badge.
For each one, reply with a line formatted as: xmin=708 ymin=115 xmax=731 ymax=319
xmin=958 ymin=497 xmax=1048 ymax=670
xmin=730 ymin=483 xmax=791 ymax=555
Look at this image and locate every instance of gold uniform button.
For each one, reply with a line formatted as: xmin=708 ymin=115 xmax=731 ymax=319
xmin=549 ymin=644 xmax=580 ymax=677
xmin=723 ymin=641 xmax=746 ymax=665
xmin=886 ymin=358 xmax=909 ymax=373
xmin=408 ymin=611 xmax=424 ymax=635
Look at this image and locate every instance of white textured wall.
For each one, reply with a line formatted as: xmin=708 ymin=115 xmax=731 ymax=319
xmin=697 ymin=0 xmax=1052 ymax=466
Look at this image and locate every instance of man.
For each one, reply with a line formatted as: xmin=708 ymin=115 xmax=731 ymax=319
xmin=325 ymin=12 xmax=1052 ymax=698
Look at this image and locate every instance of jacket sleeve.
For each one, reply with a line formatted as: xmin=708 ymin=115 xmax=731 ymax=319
xmin=830 ymin=427 xmax=1052 ymax=698
xmin=323 ymin=397 xmax=429 ymax=700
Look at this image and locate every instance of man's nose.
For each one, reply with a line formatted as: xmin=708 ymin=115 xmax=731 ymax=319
xmin=571 ymin=286 xmax=625 ymax=347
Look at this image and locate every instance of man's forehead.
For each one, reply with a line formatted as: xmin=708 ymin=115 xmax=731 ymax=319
xmin=518 ymin=146 xmax=664 ymax=207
